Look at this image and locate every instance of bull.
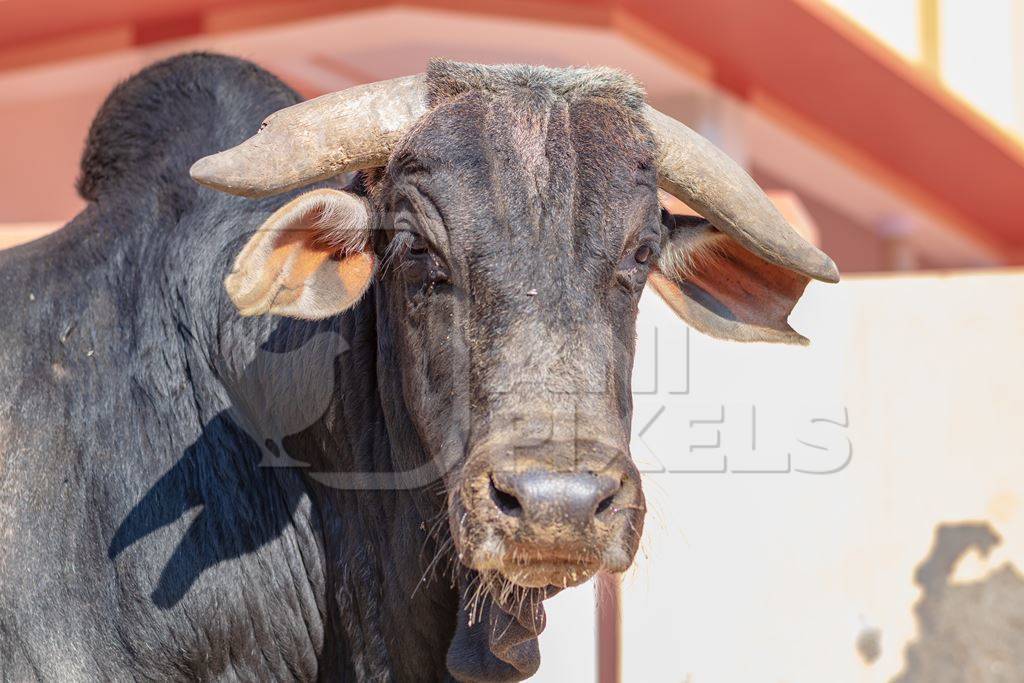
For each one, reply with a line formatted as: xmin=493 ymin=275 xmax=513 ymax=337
xmin=0 ymin=53 xmax=836 ymax=680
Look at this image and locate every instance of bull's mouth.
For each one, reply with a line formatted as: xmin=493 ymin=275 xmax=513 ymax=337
xmin=500 ymin=559 xmax=602 ymax=589
xmin=459 ymin=538 xmax=622 ymax=588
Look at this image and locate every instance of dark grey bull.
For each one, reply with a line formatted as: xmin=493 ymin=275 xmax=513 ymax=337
xmin=0 ymin=54 xmax=836 ymax=680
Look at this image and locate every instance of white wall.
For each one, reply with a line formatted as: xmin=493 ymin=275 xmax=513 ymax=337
xmin=615 ymin=269 xmax=1024 ymax=682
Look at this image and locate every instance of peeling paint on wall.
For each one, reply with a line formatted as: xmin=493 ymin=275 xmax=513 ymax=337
xmin=893 ymin=522 xmax=1024 ymax=683
xmin=856 ymin=624 xmax=882 ymax=665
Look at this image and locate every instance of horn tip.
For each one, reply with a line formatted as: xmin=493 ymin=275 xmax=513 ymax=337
xmin=190 ymin=154 xmax=225 ymax=187
xmin=817 ymin=256 xmax=841 ymax=284
xmin=190 ymin=154 xmax=272 ymax=198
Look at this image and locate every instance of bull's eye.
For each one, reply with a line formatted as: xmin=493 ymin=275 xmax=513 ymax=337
xmin=615 ymin=239 xmax=657 ymax=292
xmin=408 ymin=234 xmax=429 ymax=256
xmin=394 ymin=230 xmax=449 ymax=286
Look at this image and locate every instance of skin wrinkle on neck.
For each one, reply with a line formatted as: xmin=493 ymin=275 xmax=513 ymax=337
xmin=237 ymin=291 xmax=454 ymax=680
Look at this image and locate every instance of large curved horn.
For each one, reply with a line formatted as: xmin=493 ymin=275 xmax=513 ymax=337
xmin=190 ymin=75 xmax=429 ymax=198
xmin=644 ymin=106 xmax=839 ymax=283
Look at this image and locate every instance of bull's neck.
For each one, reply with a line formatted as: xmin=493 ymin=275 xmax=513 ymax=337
xmin=213 ymin=283 xmax=456 ymax=678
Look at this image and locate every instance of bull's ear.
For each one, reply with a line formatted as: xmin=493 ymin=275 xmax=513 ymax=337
xmin=225 ymin=189 xmax=375 ymax=319
xmin=649 ymin=211 xmax=813 ymax=345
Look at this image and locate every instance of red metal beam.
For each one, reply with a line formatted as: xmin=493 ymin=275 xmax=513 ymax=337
xmin=0 ymin=0 xmax=233 ymax=48
xmin=620 ymin=0 xmax=1024 ymax=249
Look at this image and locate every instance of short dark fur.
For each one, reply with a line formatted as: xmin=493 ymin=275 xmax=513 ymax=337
xmin=0 ymin=54 xmax=658 ymax=680
xmin=425 ymin=59 xmax=646 ymax=111
xmin=377 ymin=61 xmax=655 ymax=599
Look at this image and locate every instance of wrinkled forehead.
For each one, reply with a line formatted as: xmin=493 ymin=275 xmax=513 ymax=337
xmin=384 ymin=89 xmax=659 ymax=258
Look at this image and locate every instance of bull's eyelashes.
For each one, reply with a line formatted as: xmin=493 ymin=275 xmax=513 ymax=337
xmin=407 ymin=233 xmax=429 ymax=256
xmin=385 ymin=189 xmax=451 ymax=291
xmin=390 ymin=229 xmax=450 ymax=285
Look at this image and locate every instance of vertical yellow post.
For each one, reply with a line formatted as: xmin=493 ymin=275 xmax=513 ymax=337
xmin=918 ymin=0 xmax=941 ymax=77
xmin=1013 ymin=0 xmax=1024 ymax=138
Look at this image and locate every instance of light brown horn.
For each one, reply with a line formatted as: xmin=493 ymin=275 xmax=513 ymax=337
xmin=190 ymin=74 xmax=429 ymax=198
xmin=644 ymin=105 xmax=839 ymax=283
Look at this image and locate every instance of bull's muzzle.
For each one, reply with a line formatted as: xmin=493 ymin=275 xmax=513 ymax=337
xmin=454 ymin=441 xmax=645 ymax=588
xmin=488 ymin=469 xmax=621 ymax=531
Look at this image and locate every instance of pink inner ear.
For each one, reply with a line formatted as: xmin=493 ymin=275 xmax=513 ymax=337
xmin=225 ymin=189 xmax=375 ymax=318
xmin=335 ymin=251 xmax=375 ymax=297
xmin=651 ymin=233 xmax=812 ymax=344
xmin=686 ymin=237 xmax=809 ymax=330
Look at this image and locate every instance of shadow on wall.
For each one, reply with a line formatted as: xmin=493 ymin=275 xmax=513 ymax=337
xmin=893 ymin=522 xmax=1024 ymax=682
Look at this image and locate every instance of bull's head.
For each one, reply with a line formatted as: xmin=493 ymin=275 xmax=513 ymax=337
xmin=192 ymin=61 xmax=837 ymax=592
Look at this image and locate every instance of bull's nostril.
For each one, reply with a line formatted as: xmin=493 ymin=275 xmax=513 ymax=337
xmin=595 ymin=493 xmax=616 ymax=516
xmin=489 ymin=476 xmax=523 ymax=517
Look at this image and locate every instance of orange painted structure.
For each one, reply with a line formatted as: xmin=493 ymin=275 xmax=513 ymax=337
xmin=1 ymin=0 xmax=1022 ymax=264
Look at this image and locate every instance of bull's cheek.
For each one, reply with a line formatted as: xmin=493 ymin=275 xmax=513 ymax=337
xmin=602 ymin=493 xmax=646 ymax=573
xmin=446 ymin=482 xmax=490 ymax=567
xmin=447 ymin=472 xmax=516 ymax=572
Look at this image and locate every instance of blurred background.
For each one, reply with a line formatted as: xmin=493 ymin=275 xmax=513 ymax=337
xmin=1 ymin=1 xmax=1022 ymax=681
